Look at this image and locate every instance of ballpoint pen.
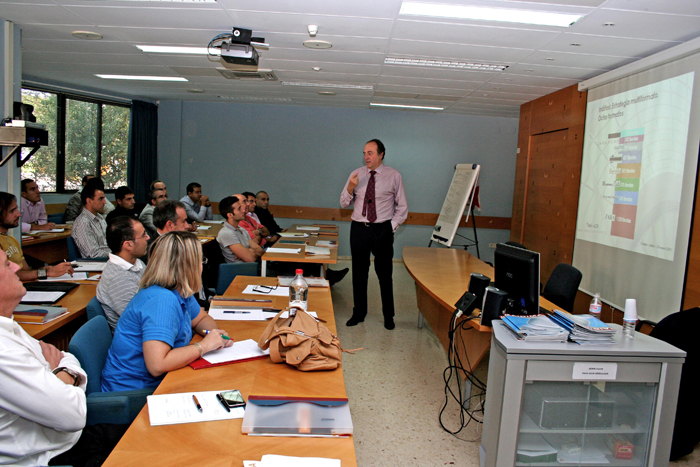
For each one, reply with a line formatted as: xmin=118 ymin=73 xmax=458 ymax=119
xmin=192 ymin=395 xmax=203 ymax=413
xmin=223 ymin=311 xmax=251 ymax=314
xmin=203 ymin=329 xmax=231 ymax=340
xmin=211 ymin=298 xmax=272 ymax=303
xmin=216 ymin=393 xmax=231 ymax=412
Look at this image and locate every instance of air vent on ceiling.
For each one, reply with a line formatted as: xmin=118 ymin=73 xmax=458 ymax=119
xmin=216 ymin=68 xmax=277 ymax=81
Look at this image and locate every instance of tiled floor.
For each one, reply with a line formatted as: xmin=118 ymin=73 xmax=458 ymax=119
xmin=330 ymin=259 xmax=700 ymax=467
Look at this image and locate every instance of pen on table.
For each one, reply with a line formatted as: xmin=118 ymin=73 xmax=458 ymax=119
xmin=216 ymin=393 xmax=231 ymax=412
xmin=211 ymin=298 xmax=271 ymax=303
xmin=192 ymin=395 xmax=203 ymax=413
xmin=203 ymin=329 xmax=231 ymax=339
xmin=223 ymin=311 xmax=251 ymax=314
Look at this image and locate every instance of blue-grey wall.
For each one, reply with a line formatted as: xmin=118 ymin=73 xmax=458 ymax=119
xmin=156 ymin=100 xmax=519 ymax=263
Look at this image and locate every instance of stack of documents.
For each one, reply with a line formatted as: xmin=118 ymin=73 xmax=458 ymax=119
xmin=13 ymin=304 xmax=68 ymax=324
xmin=279 ymin=232 xmax=309 ymax=238
xmin=548 ymin=310 xmax=617 ymax=345
xmin=245 ymin=455 xmax=340 ymax=467
xmin=266 ymin=247 xmax=301 ymax=254
xmin=147 ymin=390 xmax=245 ymax=426
xmin=517 ymin=434 xmax=558 ymax=464
xmin=502 ymin=314 xmax=569 ymax=342
xmin=305 ymin=246 xmax=330 ymax=256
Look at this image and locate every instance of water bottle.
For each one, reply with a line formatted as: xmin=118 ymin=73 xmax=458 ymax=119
xmin=589 ymin=293 xmax=602 ymax=320
xmin=289 ymin=269 xmax=308 ymax=314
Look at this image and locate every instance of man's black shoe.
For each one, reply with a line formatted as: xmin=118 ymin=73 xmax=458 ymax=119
xmin=327 ymin=267 xmax=349 ymax=286
xmin=384 ymin=318 xmax=395 ymax=330
xmin=346 ymin=316 xmax=365 ymax=327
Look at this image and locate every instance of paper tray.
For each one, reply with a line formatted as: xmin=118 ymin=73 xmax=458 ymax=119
xmin=242 ymin=397 xmax=353 ymax=436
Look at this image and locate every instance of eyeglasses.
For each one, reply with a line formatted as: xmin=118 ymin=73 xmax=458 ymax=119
xmin=253 ymin=285 xmax=277 ymax=294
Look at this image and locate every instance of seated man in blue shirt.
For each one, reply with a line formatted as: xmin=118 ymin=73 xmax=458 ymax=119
xmin=180 ymin=182 xmax=213 ymax=224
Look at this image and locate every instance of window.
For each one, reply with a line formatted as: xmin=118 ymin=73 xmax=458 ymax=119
xmin=20 ymin=88 xmax=130 ymax=192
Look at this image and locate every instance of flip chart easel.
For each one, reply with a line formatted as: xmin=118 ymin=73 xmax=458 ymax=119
xmin=429 ymin=164 xmax=481 ymax=257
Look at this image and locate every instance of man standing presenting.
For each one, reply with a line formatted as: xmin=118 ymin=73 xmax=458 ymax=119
xmin=180 ymin=182 xmax=212 ymax=223
xmin=20 ymin=179 xmax=55 ymax=232
xmin=340 ymin=139 xmax=407 ymax=330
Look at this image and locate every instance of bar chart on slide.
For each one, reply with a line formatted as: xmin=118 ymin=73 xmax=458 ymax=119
xmin=610 ymin=129 xmax=643 ymax=240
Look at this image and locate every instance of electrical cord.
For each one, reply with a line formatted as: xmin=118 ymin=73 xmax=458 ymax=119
xmin=438 ymin=308 xmax=487 ymax=441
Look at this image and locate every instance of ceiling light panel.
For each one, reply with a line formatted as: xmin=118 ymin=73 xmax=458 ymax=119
xmin=281 ymin=82 xmax=375 ymax=90
xmin=96 ymin=74 xmax=188 ymax=81
xmin=370 ymin=102 xmax=444 ymax=110
xmin=137 ymin=45 xmax=218 ymax=55
xmin=399 ymin=2 xmax=585 ymax=27
xmin=385 ymin=57 xmax=507 ymax=71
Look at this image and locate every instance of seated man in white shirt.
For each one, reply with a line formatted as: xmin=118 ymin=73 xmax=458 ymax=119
xmin=97 ymin=217 xmax=149 ymax=332
xmin=180 ymin=182 xmax=213 ymax=224
xmin=217 ymin=195 xmax=263 ymax=263
xmin=0 ymin=249 xmax=126 ymax=466
xmin=20 ymin=178 xmax=55 ymax=232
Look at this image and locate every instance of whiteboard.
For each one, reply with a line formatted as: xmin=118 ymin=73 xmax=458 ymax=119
xmin=431 ymin=164 xmax=480 ymax=247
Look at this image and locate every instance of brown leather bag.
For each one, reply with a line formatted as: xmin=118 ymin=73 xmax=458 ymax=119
xmin=258 ymin=307 xmax=342 ymax=371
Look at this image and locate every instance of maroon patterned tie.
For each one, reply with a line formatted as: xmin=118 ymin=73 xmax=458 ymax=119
xmin=363 ymin=170 xmax=377 ymax=223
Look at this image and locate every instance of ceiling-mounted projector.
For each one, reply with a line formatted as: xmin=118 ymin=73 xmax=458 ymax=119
xmin=209 ymin=28 xmax=268 ymax=67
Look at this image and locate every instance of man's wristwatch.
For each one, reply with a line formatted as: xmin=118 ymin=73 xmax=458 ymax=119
xmin=52 ymin=367 xmax=81 ymax=386
xmin=37 ymin=268 xmax=47 ymax=280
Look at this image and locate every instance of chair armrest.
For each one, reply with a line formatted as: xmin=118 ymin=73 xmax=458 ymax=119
xmin=86 ymin=388 xmax=154 ymax=425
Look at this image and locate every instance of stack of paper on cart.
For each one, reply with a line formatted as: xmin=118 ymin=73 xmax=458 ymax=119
xmin=547 ymin=310 xmax=617 ymax=345
xmin=501 ymin=314 xmax=569 ymax=342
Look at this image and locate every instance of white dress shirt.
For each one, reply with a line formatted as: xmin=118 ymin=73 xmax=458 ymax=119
xmin=0 ymin=315 xmax=87 ymax=466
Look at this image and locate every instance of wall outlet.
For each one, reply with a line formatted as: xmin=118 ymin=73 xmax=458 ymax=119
xmin=489 ymin=243 xmax=497 ymax=248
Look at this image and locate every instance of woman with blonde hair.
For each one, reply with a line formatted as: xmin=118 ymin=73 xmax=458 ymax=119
xmin=101 ymin=231 xmax=232 ymax=391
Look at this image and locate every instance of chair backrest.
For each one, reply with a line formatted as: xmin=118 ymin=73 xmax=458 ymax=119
xmin=68 ymin=315 xmax=112 ymax=395
xmin=216 ymin=262 xmax=260 ymax=295
xmin=505 ymin=241 xmax=526 ymax=249
xmin=541 ymin=263 xmax=582 ymax=312
xmin=87 ymin=296 xmax=107 ymax=320
xmin=67 ymin=236 xmax=82 ymax=261
xmin=47 ymin=213 xmax=64 ymax=224
xmin=650 ymin=307 xmax=700 ymax=460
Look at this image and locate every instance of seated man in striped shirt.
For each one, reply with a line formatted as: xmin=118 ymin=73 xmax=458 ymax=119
xmin=96 ymin=217 xmax=149 ymax=332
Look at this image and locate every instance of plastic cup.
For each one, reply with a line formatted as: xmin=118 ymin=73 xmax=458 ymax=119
xmin=624 ymin=299 xmax=638 ymax=321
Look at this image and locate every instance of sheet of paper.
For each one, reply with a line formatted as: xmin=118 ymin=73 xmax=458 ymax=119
xmin=259 ymin=454 xmax=340 ymax=467
xmin=296 ymin=226 xmax=320 ymax=231
xmin=266 ymin=247 xmax=301 ymax=254
xmin=196 ymin=225 xmax=212 ymax=230
xmin=72 ymin=262 xmax=106 ymax=272
xmin=243 ymin=285 xmax=290 ymax=297
xmin=147 ymin=390 xmax=244 ymax=426
xmin=305 ymin=246 xmax=330 ymax=256
xmin=199 ymin=238 xmax=209 ymax=243
xmin=28 ymin=228 xmax=65 ymax=234
xmin=209 ymin=306 xmax=267 ymax=321
xmin=21 ymin=291 xmax=65 ymax=303
xmin=279 ymin=232 xmax=309 ymax=238
xmin=202 ymin=339 xmax=269 ymax=364
xmin=40 ymin=272 xmax=89 ymax=281
xmin=204 ymin=220 xmax=225 ymax=224
xmin=315 ymin=241 xmax=337 ymax=248
xmin=85 ymin=274 xmax=101 ymax=281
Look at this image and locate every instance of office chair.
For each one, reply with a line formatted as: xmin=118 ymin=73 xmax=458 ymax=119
xmin=86 ymin=296 xmax=106 ymax=321
xmin=68 ymin=316 xmax=153 ymax=425
xmin=649 ymin=307 xmax=700 ymax=461
xmin=505 ymin=240 xmax=526 ymax=249
xmin=47 ymin=213 xmax=64 ymax=224
xmin=541 ymin=263 xmax=582 ymax=312
xmin=66 ymin=236 xmax=82 ymax=261
xmin=215 ymin=262 xmax=260 ymax=295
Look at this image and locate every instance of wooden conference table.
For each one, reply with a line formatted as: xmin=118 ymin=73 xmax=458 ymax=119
xmin=103 ymin=275 xmax=356 ymax=467
xmin=22 ymin=225 xmax=72 ymax=265
xmin=403 ymin=246 xmax=556 ymax=372
xmin=260 ymin=224 xmax=339 ymax=277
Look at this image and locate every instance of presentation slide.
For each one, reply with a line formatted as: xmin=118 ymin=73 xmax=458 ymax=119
xmin=575 ymin=72 xmax=695 ymax=261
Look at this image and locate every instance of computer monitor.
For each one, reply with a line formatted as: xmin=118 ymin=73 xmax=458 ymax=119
xmin=494 ymin=243 xmax=540 ymax=315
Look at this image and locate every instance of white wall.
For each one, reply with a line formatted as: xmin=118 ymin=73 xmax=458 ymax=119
xmin=158 ymin=100 xmax=519 ymax=262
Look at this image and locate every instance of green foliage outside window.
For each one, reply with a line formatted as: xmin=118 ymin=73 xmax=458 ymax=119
xmin=20 ymin=88 xmax=130 ymax=192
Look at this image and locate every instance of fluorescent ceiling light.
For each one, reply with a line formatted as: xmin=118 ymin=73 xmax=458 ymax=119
xmin=136 ymin=45 xmax=218 ymax=55
xmin=370 ymin=103 xmax=444 ymax=111
xmin=399 ymin=2 xmax=584 ymax=27
xmin=95 ymin=74 xmax=187 ymax=82
xmin=112 ymin=0 xmax=216 ymax=2
xmin=217 ymin=96 xmax=292 ymax=102
xmin=385 ymin=57 xmax=507 ymax=71
xmin=281 ymin=82 xmax=374 ymax=90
